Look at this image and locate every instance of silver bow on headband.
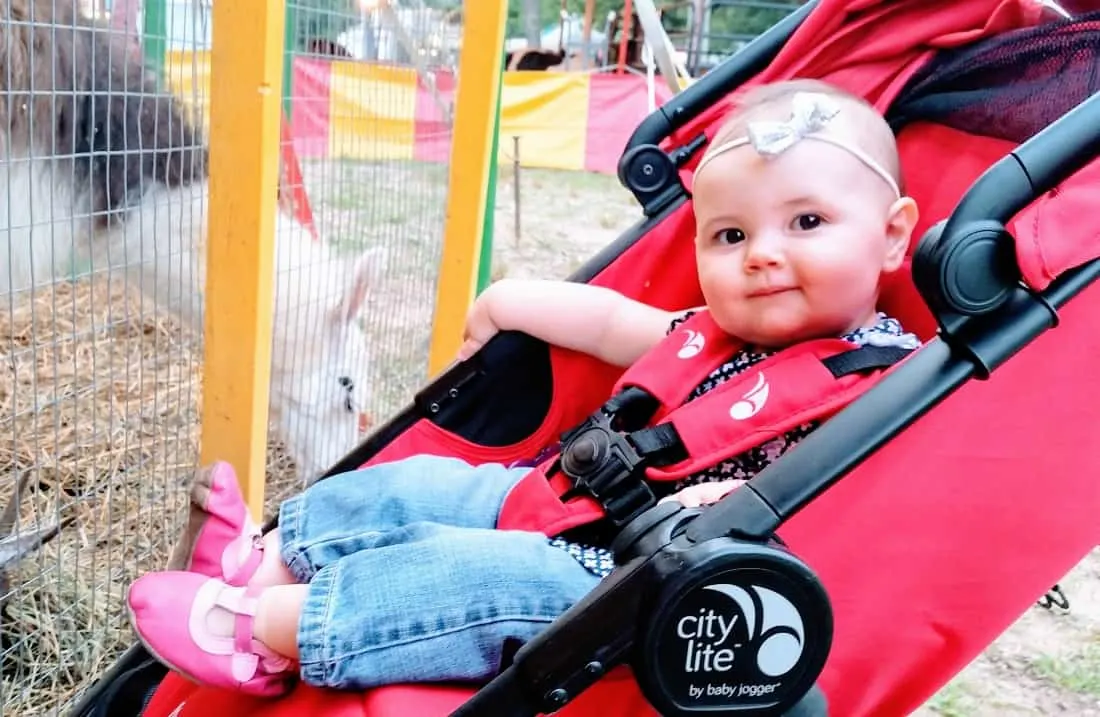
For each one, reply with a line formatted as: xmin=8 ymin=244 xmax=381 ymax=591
xmin=745 ymin=92 xmax=842 ymax=157
xmin=691 ymin=90 xmax=901 ymax=198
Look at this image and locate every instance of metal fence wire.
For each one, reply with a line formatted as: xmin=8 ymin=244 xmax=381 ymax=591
xmin=0 ymin=0 xmax=205 ymax=714
xmin=264 ymin=0 xmax=460 ymax=504
xmin=0 ymin=0 xmax=459 ymax=713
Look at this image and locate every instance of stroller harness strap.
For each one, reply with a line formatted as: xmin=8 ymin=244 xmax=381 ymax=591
xmin=497 ymin=311 xmax=913 ymax=537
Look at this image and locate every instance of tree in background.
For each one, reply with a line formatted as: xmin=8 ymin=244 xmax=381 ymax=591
xmin=506 ymin=0 xmax=623 ymax=41
xmin=703 ymin=0 xmax=807 ymax=40
xmin=504 ymin=0 xmax=804 ymax=52
xmin=289 ymin=0 xmax=359 ymax=49
xmin=521 ymin=0 xmax=543 ymax=46
xmin=282 ymin=0 xmax=804 ymax=61
xmin=288 ymin=0 xmax=462 ymax=50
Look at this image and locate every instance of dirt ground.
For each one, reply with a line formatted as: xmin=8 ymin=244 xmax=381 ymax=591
xmin=487 ymin=165 xmax=1100 ymax=717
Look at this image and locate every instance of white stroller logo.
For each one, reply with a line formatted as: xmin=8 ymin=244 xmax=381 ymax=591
xmin=729 ymin=373 xmax=769 ymax=420
xmin=704 ymin=583 xmax=805 ymax=677
xmin=678 ymin=330 xmax=706 ymax=359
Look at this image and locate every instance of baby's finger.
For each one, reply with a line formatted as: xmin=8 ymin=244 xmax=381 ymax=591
xmin=456 ymin=338 xmax=482 ymax=361
xmin=677 ymin=492 xmax=703 ymax=508
xmin=699 ymin=481 xmax=745 ymax=505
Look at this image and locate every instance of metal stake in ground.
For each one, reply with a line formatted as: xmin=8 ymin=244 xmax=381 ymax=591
xmin=514 ymin=135 xmax=522 ymax=245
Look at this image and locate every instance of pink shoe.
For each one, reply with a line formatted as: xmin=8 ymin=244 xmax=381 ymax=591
xmin=169 ymin=461 xmax=265 ymax=586
xmin=128 ymin=571 xmax=296 ymax=697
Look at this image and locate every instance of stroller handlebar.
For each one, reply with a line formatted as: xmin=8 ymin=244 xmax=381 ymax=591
xmin=946 ymin=89 xmax=1100 ymax=231
xmin=622 ymin=1 xmax=818 ymax=152
xmin=910 ymin=90 xmax=1100 ymax=321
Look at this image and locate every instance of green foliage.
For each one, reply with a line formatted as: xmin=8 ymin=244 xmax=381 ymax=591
xmin=705 ymin=1 xmax=805 ymax=40
xmin=289 ymin=0 xmax=359 ymax=46
xmin=506 ymin=0 xmax=622 ymax=38
xmin=285 ymin=0 xmax=805 ymax=55
xmin=505 ymin=0 xmax=804 ymax=50
xmin=288 ymin=0 xmax=463 ymax=49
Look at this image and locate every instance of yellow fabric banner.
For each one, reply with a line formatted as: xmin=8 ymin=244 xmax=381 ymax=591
xmin=165 ymin=52 xmax=598 ymax=172
xmin=329 ymin=62 xmax=418 ymax=161
xmin=165 ymin=50 xmax=211 ymax=130
xmin=497 ymin=72 xmax=590 ymax=171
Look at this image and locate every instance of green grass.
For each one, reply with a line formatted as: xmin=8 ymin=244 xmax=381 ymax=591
xmin=510 ymin=164 xmax=628 ymax=194
xmin=307 ymin=158 xmax=450 ymax=252
xmin=925 ymin=681 xmax=975 ymax=717
xmin=1031 ymin=643 xmax=1100 ymax=696
xmin=310 ymin=158 xmax=630 ymax=247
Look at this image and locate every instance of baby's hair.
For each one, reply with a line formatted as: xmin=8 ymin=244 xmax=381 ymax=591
xmin=708 ymin=79 xmax=904 ymax=194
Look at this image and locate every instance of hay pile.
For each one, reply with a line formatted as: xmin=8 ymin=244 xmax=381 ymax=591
xmin=0 ymin=277 xmax=299 ymax=715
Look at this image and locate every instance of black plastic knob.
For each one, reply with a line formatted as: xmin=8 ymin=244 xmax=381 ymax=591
xmin=619 ymin=145 xmax=675 ymax=194
xmin=913 ymin=219 xmax=1021 ymax=317
xmin=561 ymin=431 xmax=607 ymax=477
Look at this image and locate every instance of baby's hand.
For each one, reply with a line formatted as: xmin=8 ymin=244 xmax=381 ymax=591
xmin=662 ymin=480 xmax=746 ymax=508
xmin=457 ymin=282 xmax=506 ymax=361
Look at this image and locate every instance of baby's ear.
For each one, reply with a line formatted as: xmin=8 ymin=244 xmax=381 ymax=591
xmin=882 ymin=196 xmax=919 ymax=273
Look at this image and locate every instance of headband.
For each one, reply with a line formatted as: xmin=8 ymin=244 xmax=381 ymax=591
xmin=693 ymin=91 xmax=901 ymax=199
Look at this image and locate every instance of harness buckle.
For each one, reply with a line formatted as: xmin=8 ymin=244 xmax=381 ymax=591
xmin=556 ymin=397 xmax=658 ymax=528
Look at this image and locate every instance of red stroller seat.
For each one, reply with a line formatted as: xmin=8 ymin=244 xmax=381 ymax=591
xmin=72 ymin=1 xmax=1100 ymax=716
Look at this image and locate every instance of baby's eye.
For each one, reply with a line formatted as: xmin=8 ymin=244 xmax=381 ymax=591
xmin=715 ymin=228 xmax=747 ymax=245
xmin=793 ymin=214 xmax=824 ymax=231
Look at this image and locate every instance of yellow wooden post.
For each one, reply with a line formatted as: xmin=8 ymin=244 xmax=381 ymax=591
xmin=426 ymin=1 xmax=509 ymax=377
xmin=199 ymin=0 xmax=285 ymax=520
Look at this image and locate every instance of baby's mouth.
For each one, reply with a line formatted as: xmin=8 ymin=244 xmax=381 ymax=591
xmin=747 ymin=286 xmax=796 ymax=298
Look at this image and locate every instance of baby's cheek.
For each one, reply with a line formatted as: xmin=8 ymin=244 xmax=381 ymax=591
xmin=704 ymin=303 xmax=747 ymax=337
xmin=698 ymin=271 xmax=737 ymax=305
xmin=817 ymin=255 xmax=876 ymax=290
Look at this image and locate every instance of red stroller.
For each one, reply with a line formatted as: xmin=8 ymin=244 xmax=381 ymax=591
xmin=69 ymin=0 xmax=1100 ymax=715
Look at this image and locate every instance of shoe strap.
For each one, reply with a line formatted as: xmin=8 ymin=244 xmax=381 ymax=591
xmin=225 ymin=533 xmax=265 ymax=587
xmin=219 ymin=584 xmax=293 ymax=679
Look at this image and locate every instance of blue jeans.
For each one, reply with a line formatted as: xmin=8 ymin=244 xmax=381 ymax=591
xmin=277 ymin=454 xmax=603 ymax=690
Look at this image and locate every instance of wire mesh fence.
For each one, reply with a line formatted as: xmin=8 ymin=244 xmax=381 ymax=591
xmin=0 ymin=0 xmax=460 ymax=712
xmin=0 ymin=0 xmax=207 ymax=714
xmin=263 ymin=0 xmax=461 ymax=504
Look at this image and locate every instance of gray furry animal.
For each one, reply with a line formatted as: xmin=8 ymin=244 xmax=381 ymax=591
xmin=0 ymin=0 xmax=376 ymax=482
xmin=0 ymin=0 xmax=205 ymax=292
xmin=0 ymin=471 xmax=66 ymax=601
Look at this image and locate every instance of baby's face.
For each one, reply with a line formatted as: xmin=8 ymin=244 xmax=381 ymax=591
xmin=692 ymin=127 xmax=908 ymax=347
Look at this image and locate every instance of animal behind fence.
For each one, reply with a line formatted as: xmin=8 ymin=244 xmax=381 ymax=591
xmin=0 ymin=0 xmax=205 ymax=296
xmin=111 ymin=183 xmax=378 ymax=481
xmin=0 ymin=472 xmax=66 ymax=601
xmin=0 ymin=0 xmax=377 ymax=484
xmin=0 ymin=469 xmax=68 ymax=682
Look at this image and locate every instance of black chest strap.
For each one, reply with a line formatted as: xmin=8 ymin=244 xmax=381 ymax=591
xmin=551 ymin=344 xmax=914 ymax=527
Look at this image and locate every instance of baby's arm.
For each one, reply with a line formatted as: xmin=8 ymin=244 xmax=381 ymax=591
xmin=661 ymin=480 xmax=746 ymax=508
xmin=459 ymin=278 xmax=679 ymax=367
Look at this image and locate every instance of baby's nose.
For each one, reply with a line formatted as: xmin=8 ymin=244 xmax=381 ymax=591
xmin=743 ymin=234 xmax=785 ymax=268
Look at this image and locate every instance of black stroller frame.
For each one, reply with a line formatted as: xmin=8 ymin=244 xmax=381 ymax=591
xmin=70 ymin=3 xmax=1100 ymax=716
